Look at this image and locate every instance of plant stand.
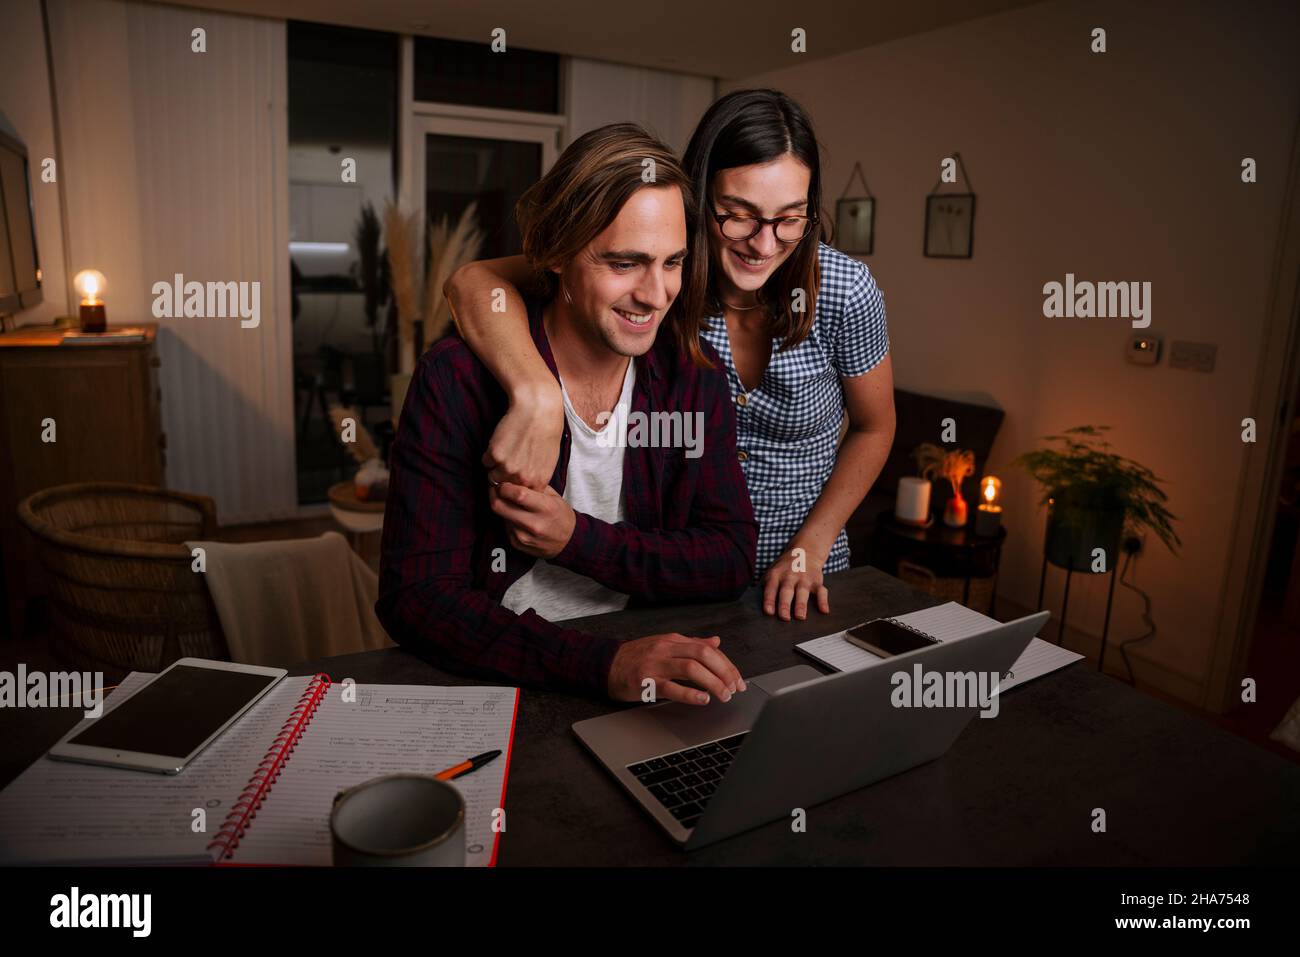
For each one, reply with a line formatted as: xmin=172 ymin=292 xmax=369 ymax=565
xmin=1036 ymin=555 xmax=1118 ymax=673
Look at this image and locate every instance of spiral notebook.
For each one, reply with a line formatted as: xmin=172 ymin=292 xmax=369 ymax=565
xmin=795 ymin=602 xmax=1082 ymax=691
xmin=0 ymin=673 xmax=518 ymax=866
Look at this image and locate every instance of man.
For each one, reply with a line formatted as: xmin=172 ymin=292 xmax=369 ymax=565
xmin=378 ymin=124 xmax=755 ymax=706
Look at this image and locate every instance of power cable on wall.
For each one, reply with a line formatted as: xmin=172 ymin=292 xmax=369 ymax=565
xmin=1117 ymin=541 xmax=1157 ymax=685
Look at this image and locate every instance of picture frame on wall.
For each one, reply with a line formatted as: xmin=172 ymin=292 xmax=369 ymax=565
xmin=835 ymin=197 xmax=875 ymax=255
xmin=834 ymin=161 xmax=875 ymax=256
xmin=924 ymin=192 xmax=976 ymax=259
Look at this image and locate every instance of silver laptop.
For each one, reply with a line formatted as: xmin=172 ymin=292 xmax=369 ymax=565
xmin=573 ymin=611 xmax=1050 ymax=849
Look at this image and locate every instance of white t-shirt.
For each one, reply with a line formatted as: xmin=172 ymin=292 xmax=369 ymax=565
xmin=501 ymin=359 xmax=634 ymax=621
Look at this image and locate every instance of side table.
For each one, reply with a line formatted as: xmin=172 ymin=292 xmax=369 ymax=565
xmin=328 ymin=481 xmax=385 ymax=565
xmin=874 ymin=513 xmax=1007 ymax=615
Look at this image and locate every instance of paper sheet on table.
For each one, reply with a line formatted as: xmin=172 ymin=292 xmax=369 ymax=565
xmin=795 ymin=601 xmax=1082 ymax=691
xmin=0 ymin=673 xmax=308 ymax=864
xmin=227 ymin=683 xmax=517 ymax=866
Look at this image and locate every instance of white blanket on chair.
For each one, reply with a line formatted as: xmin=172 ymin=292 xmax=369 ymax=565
xmin=186 ymin=531 xmax=393 ymax=667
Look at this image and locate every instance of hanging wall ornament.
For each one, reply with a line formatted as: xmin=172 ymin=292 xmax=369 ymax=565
xmin=835 ymin=161 xmax=876 ymax=256
xmin=924 ymin=151 xmax=976 ymax=259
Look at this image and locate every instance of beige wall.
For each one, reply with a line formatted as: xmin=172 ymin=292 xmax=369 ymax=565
xmin=726 ymin=0 xmax=1300 ymax=699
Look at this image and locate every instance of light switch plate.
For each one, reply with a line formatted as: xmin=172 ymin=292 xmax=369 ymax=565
xmin=1169 ymin=340 xmax=1217 ymax=372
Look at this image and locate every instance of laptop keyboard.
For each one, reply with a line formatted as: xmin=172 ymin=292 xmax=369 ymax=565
xmin=626 ymin=732 xmax=749 ymax=831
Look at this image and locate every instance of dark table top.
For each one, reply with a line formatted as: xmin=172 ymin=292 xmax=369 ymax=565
xmin=292 ymin=567 xmax=1300 ymax=865
xmin=4 ymin=565 xmax=1298 ymax=865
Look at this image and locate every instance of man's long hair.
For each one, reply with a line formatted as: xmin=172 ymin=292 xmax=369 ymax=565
xmin=515 ymin=123 xmax=709 ymax=367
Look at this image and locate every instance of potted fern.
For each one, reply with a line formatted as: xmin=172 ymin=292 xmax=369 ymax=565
xmin=1013 ymin=425 xmax=1180 ymax=571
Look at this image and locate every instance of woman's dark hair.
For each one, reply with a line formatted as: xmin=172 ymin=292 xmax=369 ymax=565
xmin=678 ymin=89 xmax=826 ymax=351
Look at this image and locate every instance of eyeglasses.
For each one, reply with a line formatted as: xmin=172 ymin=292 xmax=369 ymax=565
xmin=712 ymin=211 xmax=816 ymax=244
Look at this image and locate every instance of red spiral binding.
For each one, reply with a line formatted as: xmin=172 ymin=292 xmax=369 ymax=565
xmin=206 ymin=673 xmax=331 ymax=863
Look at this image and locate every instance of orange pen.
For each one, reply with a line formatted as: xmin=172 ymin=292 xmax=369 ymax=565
xmin=435 ymin=749 xmax=502 ymax=781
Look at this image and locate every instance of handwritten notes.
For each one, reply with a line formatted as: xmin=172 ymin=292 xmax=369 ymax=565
xmin=0 ymin=673 xmax=306 ymax=864
xmin=227 ymin=684 xmax=516 ymax=866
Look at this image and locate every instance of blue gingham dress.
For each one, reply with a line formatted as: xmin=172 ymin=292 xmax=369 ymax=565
xmin=699 ymin=243 xmax=889 ymax=579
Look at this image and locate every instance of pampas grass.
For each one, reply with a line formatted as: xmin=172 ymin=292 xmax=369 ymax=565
xmin=382 ymin=202 xmax=422 ymax=374
xmin=914 ymin=443 xmax=975 ymax=497
xmin=328 ymin=404 xmax=380 ymax=464
xmin=384 ymin=200 xmax=483 ymax=373
xmin=423 ymin=201 xmax=483 ymax=347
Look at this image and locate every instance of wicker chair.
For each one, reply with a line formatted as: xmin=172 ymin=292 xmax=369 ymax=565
xmin=18 ymin=482 xmax=230 ymax=675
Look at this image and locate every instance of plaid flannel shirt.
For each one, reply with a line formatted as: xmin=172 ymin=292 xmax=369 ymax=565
xmin=377 ymin=295 xmax=757 ymax=696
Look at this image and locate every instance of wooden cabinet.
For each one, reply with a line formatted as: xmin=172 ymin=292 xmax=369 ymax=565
xmin=0 ymin=323 xmax=165 ymax=638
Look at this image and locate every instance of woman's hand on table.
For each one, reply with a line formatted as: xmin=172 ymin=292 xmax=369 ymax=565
xmin=761 ymin=545 xmax=831 ymax=621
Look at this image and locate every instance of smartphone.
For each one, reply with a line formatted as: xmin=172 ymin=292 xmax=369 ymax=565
xmin=844 ymin=619 xmax=939 ymax=659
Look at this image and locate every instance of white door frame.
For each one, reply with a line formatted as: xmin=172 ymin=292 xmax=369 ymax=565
xmin=397 ymin=36 xmax=562 ymax=215
xmin=1207 ymin=114 xmax=1300 ymax=713
xmin=406 ymin=112 xmax=559 ymax=228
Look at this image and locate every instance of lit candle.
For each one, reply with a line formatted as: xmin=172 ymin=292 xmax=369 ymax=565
xmin=895 ymin=476 xmax=931 ymax=526
xmin=73 ymin=270 xmax=108 ymax=332
xmin=975 ymin=475 xmax=1003 ymax=536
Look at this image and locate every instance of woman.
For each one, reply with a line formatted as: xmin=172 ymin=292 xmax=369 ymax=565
xmin=446 ymin=89 xmax=896 ymax=622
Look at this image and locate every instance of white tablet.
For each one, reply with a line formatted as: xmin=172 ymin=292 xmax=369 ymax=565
xmin=48 ymin=658 xmax=287 ymax=774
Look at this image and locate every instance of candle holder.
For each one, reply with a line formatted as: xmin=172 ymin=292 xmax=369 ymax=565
xmin=73 ymin=269 xmax=107 ymax=332
xmin=974 ymin=475 xmax=1003 ymax=536
xmin=975 ymin=505 xmax=1002 ymax=536
xmin=78 ymin=302 xmax=106 ymax=332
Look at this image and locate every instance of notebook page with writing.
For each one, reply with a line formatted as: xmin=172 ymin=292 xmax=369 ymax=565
xmin=795 ymin=602 xmax=1081 ymax=691
xmin=0 ymin=673 xmax=312 ymax=864
xmin=225 ymin=683 xmax=518 ymax=866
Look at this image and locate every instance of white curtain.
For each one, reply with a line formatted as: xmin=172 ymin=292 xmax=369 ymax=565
xmin=46 ymin=0 xmax=295 ymax=523
xmin=566 ymin=58 xmax=715 ymax=155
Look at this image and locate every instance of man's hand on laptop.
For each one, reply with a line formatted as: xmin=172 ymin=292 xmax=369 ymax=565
xmin=489 ymin=482 xmax=576 ymax=559
xmin=607 ymin=634 xmax=747 ymax=705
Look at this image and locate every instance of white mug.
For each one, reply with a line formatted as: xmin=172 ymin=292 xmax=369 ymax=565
xmin=331 ymin=773 xmax=465 ymax=866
